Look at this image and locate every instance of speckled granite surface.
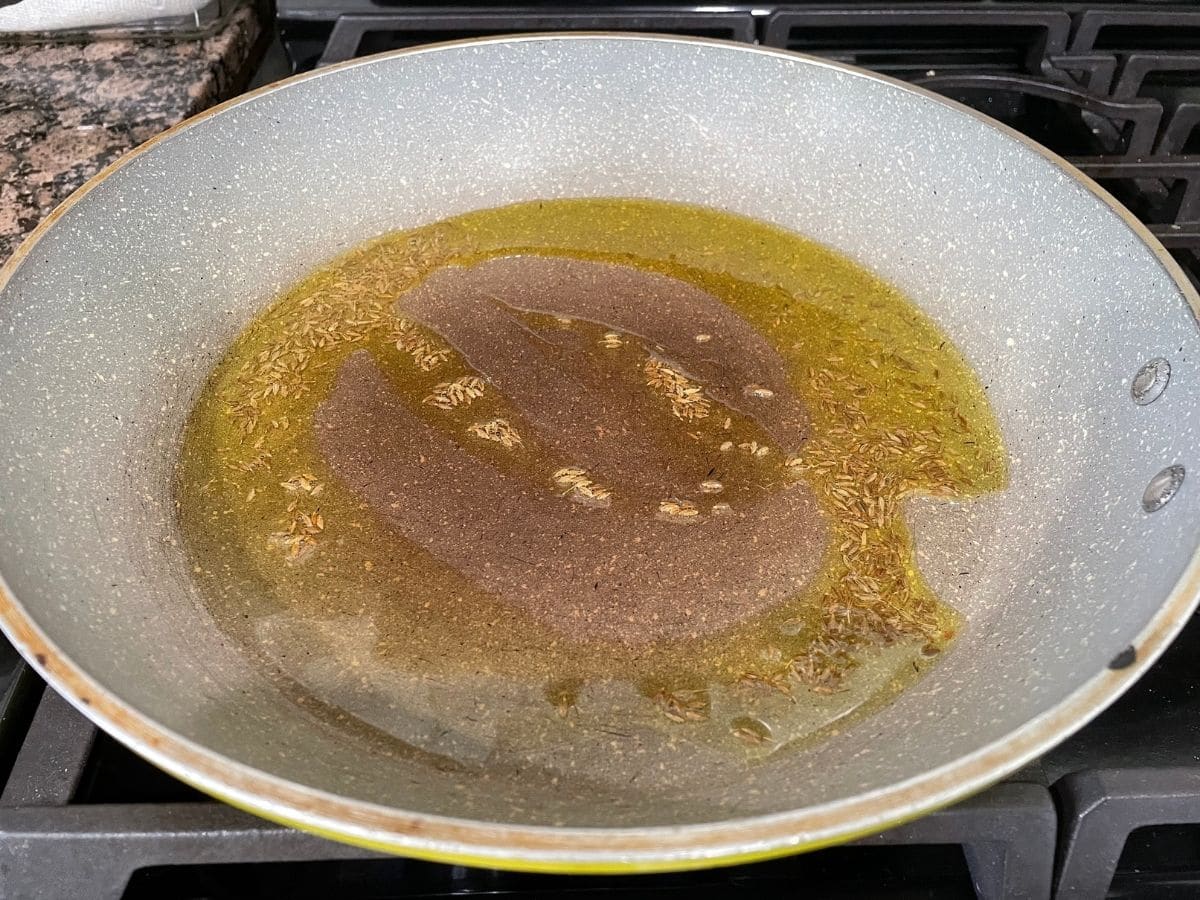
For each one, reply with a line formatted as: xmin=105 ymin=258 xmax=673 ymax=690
xmin=0 ymin=5 xmax=261 ymax=265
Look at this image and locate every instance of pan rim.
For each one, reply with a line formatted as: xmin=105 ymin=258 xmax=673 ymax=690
xmin=0 ymin=31 xmax=1197 ymax=871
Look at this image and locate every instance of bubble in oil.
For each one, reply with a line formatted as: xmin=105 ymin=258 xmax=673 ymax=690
xmin=1131 ymin=357 xmax=1170 ymax=405
xmin=730 ymin=716 xmax=773 ymax=745
xmin=1142 ymin=464 xmax=1185 ymax=513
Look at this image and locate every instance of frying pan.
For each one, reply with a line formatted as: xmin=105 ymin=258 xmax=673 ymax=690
xmin=0 ymin=34 xmax=1197 ymax=872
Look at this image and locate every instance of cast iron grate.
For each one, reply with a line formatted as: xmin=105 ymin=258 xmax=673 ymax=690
xmin=761 ymin=3 xmax=1200 ymax=286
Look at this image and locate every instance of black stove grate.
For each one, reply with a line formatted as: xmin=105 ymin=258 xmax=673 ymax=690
xmin=3 ymin=4 xmax=1200 ymax=898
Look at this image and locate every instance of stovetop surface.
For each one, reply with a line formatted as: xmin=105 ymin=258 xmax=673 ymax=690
xmin=4 ymin=2 xmax=1200 ymax=898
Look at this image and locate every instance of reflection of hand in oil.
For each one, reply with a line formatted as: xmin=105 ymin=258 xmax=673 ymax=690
xmin=316 ymin=256 xmax=829 ymax=646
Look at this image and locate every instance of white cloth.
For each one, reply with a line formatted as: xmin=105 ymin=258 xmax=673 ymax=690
xmin=0 ymin=0 xmax=209 ymax=32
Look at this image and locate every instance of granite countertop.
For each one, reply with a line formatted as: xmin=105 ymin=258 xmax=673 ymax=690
xmin=0 ymin=5 xmax=262 ymax=265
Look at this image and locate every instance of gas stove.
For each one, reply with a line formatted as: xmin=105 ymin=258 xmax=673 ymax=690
xmin=3 ymin=3 xmax=1200 ymax=898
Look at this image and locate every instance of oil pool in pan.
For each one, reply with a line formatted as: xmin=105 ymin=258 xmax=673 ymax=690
xmin=176 ymin=198 xmax=1006 ymax=761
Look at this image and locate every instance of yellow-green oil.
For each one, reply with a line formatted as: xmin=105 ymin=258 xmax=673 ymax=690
xmin=176 ymin=198 xmax=1006 ymax=756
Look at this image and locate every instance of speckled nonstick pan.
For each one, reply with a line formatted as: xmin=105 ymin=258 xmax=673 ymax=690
xmin=0 ymin=35 xmax=1197 ymax=872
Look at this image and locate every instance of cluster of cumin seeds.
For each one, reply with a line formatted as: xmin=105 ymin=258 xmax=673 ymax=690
xmin=552 ymin=467 xmax=612 ymax=505
xmin=220 ymin=230 xmax=453 ymax=438
xmin=774 ymin=357 xmax=968 ymax=691
xmin=644 ymin=357 xmax=712 ymax=421
xmin=468 ymin=418 xmax=524 ymax=449
xmin=423 ymin=375 xmax=485 ymax=410
xmin=219 ymin=230 xmax=454 ymax=563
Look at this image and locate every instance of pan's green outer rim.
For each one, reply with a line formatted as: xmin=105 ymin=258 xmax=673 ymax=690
xmin=0 ymin=33 xmax=1198 ymax=873
xmin=199 ymin=778 xmax=946 ymax=872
